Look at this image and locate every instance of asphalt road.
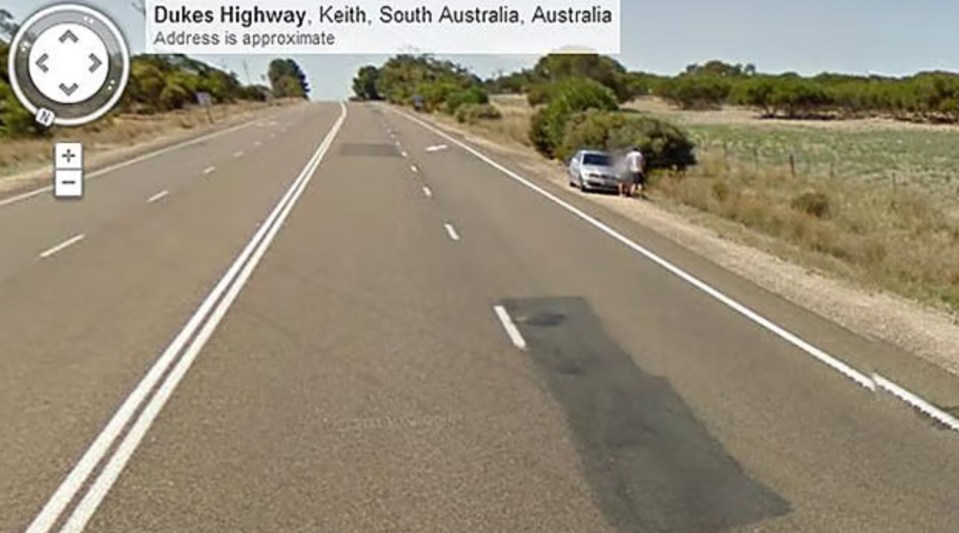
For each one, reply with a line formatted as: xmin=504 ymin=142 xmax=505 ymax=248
xmin=2 ymin=101 xmax=959 ymax=533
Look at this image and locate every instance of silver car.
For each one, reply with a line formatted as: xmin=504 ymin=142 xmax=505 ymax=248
xmin=567 ymin=150 xmax=621 ymax=192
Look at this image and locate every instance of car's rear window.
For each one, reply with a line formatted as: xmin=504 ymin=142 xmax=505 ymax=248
xmin=583 ymin=154 xmax=612 ymax=166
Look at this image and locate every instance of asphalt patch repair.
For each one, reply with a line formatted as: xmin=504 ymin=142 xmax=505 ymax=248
xmin=503 ymin=296 xmax=790 ymax=532
xmin=339 ymin=143 xmax=402 ymax=157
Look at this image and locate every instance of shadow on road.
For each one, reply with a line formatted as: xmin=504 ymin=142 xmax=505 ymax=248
xmin=503 ymin=296 xmax=790 ymax=533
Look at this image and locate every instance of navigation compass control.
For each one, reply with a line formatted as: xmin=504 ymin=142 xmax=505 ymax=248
xmin=8 ymin=4 xmax=130 ymax=127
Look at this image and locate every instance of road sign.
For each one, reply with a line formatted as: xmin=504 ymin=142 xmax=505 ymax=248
xmin=196 ymin=92 xmax=213 ymax=107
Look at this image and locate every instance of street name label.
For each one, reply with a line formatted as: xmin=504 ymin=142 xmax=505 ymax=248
xmin=145 ymin=1 xmax=621 ymax=54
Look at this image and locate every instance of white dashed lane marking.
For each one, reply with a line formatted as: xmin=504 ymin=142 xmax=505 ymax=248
xmin=39 ymin=234 xmax=86 ymax=259
xmin=444 ymin=223 xmax=460 ymax=241
xmin=493 ymin=306 xmax=527 ymax=351
xmin=147 ymin=190 xmax=169 ymax=204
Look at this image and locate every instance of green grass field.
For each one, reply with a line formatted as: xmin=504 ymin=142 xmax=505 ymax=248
xmin=688 ymin=124 xmax=959 ymax=210
xmin=621 ymin=98 xmax=959 ymax=212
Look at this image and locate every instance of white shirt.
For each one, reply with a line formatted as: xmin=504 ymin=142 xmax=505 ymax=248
xmin=625 ymin=150 xmax=644 ymax=173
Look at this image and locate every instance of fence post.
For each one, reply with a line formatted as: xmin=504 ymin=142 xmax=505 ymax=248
xmin=789 ymin=153 xmax=796 ymax=178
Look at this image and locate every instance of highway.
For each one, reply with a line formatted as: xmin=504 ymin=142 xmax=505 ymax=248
xmin=2 ymin=101 xmax=959 ymax=532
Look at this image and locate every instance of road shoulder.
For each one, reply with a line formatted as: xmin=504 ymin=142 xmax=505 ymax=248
xmin=0 ymin=101 xmax=307 ymax=202
xmin=401 ymin=105 xmax=959 ymax=399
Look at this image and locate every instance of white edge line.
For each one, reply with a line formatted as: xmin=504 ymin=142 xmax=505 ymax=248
xmin=25 ymin=102 xmax=348 ymax=533
xmin=873 ymin=374 xmax=959 ymax=432
xmin=444 ymin=223 xmax=460 ymax=241
xmin=146 ymin=190 xmax=169 ymax=204
xmin=203 ymin=166 xmax=216 ymax=175
xmin=38 ymin=234 xmax=85 ymax=259
xmin=422 ymin=186 xmax=432 ymax=198
xmin=60 ymin=103 xmax=349 ymax=533
xmin=394 ymin=105 xmax=959 ymax=434
xmin=494 ymin=305 xmax=527 ymax=350
xmin=389 ymin=106 xmax=877 ymax=392
xmin=0 ymin=116 xmax=265 ymax=209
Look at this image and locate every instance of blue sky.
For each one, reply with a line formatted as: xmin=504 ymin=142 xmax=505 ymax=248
xmin=7 ymin=1 xmax=959 ymax=100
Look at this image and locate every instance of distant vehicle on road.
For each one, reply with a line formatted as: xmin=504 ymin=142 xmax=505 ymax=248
xmin=567 ymin=150 xmax=620 ymax=192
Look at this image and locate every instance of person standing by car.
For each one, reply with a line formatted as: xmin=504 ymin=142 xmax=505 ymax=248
xmin=623 ymin=146 xmax=646 ymax=198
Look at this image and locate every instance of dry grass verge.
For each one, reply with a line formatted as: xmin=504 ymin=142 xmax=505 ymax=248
xmin=0 ymin=99 xmax=301 ymax=183
xmin=474 ymin=96 xmax=959 ymax=314
xmin=657 ymin=152 xmax=959 ymax=311
xmin=421 ymin=103 xmax=959 ymax=377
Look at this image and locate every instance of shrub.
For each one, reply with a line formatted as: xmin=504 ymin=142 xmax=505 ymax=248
xmin=790 ymin=191 xmax=832 ymax=218
xmin=0 ymin=83 xmax=46 ymax=137
xmin=526 ymin=83 xmax=553 ymax=106
xmin=557 ymin=110 xmax=697 ymax=170
xmin=455 ymin=103 xmax=502 ymax=124
xmin=236 ymin=85 xmax=270 ymax=102
xmin=530 ymin=54 xmax=633 ymax=103
xmin=658 ymin=75 xmax=732 ymax=110
xmin=415 ymin=81 xmax=458 ymax=112
xmin=770 ymin=79 xmax=832 ymax=118
xmin=528 ymin=79 xmax=618 ymax=158
xmin=159 ymin=83 xmax=190 ymax=111
xmin=731 ymin=77 xmax=777 ymax=116
xmin=444 ymin=87 xmax=489 ymax=114
xmin=555 ymin=78 xmax=619 ymax=113
xmin=530 ymin=115 xmax=560 ymax=157
xmin=529 ymin=106 xmax=558 ymax=156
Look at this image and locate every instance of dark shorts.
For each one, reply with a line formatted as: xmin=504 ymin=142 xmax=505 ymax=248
xmin=628 ymin=171 xmax=645 ymax=185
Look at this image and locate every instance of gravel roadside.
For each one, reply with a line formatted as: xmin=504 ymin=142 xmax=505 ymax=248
xmin=425 ymin=111 xmax=959 ymax=379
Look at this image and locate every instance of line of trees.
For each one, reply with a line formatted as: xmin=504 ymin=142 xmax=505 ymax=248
xmin=484 ymin=56 xmax=959 ymax=124
xmin=655 ymin=60 xmax=959 ymax=122
xmin=125 ymin=55 xmax=263 ymax=114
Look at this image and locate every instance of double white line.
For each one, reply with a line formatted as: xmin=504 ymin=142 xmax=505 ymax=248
xmin=27 ymin=103 xmax=348 ymax=533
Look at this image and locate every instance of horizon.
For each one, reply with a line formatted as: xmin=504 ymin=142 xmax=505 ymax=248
xmin=7 ymin=0 xmax=959 ymax=99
